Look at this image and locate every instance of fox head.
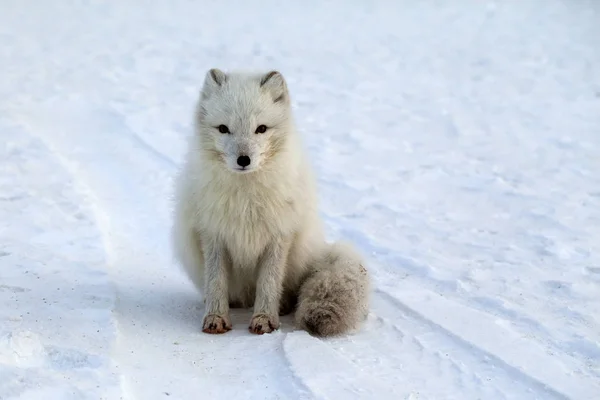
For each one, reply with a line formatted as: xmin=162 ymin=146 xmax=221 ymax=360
xmin=195 ymin=68 xmax=293 ymax=174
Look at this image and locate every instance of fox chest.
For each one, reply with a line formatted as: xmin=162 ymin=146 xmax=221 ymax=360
xmin=199 ymin=189 xmax=297 ymax=265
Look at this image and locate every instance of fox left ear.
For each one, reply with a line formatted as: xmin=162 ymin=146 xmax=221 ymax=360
xmin=259 ymin=70 xmax=288 ymax=103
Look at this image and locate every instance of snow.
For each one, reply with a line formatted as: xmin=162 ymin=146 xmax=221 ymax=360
xmin=1 ymin=0 xmax=599 ymax=399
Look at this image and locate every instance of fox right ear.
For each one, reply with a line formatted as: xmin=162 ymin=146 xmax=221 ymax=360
xmin=201 ymin=68 xmax=227 ymax=99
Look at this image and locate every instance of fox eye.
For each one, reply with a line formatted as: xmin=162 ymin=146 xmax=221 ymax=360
xmin=255 ymin=125 xmax=267 ymax=134
xmin=218 ymin=125 xmax=230 ymax=134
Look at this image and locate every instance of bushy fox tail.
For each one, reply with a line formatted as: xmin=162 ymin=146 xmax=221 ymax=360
xmin=295 ymin=241 xmax=370 ymax=337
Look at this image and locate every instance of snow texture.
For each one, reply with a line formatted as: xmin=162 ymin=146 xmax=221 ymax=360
xmin=1 ymin=0 xmax=599 ymax=399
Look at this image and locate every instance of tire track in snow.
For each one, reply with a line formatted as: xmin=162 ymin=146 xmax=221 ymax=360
xmin=372 ymin=285 xmax=591 ymax=399
xmin=372 ymin=292 xmax=566 ymax=399
xmin=283 ymin=331 xmax=401 ymax=399
xmin=329 ymin=222 xmax=597 ymax=398
xmin=0 ymin=121 xmax=122 ymax=399
xmin=326 ymin=310 xmax=527 ymax=400
xmin=282 ymin=292 xmax=565 ymax=399
xmin=12 ymin=109 xmax=132 ymax=398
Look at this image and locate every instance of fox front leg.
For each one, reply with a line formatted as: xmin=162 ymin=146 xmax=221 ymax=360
xmin=201 ymin=236 xmax=232 ymax=334
xmin=249 ymin=239 xmax=291 ymax=334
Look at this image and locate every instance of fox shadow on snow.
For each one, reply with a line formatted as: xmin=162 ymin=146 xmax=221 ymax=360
xmin=116 ymin=280 xmax=298 ymax=336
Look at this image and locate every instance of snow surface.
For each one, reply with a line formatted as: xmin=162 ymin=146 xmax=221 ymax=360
xmin=1 ymin=1 xmax=599 ymax=399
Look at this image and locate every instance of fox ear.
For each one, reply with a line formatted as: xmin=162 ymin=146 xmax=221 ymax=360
xmin=208 ymin=68 xmax=227 ymax=86
xmin=259 ymin=70 xmax=288 ymax=103
xmin=201 ymin=68 xmax=227 ymax=99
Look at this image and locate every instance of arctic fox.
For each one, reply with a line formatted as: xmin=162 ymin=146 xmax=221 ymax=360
xmin=171 ymin=68 xmax=370 ymax=336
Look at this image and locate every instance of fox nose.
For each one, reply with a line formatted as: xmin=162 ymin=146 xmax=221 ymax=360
xmin=237 ymin=155 xmax=251 ymax=167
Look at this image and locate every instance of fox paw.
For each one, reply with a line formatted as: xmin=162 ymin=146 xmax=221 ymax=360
xmin=202 ymin=314 xmax=232 ymax=334
xmin=249 ymin=314 xmax=279 ymax=335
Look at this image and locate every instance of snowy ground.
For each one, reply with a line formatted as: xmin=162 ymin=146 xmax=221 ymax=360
xmin=1 ymin=1 xmax=599 ymax=399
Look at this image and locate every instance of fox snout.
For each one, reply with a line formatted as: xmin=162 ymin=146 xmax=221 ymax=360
xmin=221 ymin=137 xmax=266 ymax=173
xmin=233 ymin=152 xmax=258 ymax=172
xmin=226 ymin=146 xmax=261 ymax=173
xmin=236 ymin=155 xmax=251 ymax=168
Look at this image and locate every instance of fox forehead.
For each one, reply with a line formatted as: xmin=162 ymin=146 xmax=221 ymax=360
xmin=203 ymin=93 xmax=287 ymax=128
xmin=199 ymin=69 xmax=290 ymax=129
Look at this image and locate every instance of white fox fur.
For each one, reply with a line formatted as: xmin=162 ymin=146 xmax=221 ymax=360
xmin=171 ymin=68 xmax=370 ymax=336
